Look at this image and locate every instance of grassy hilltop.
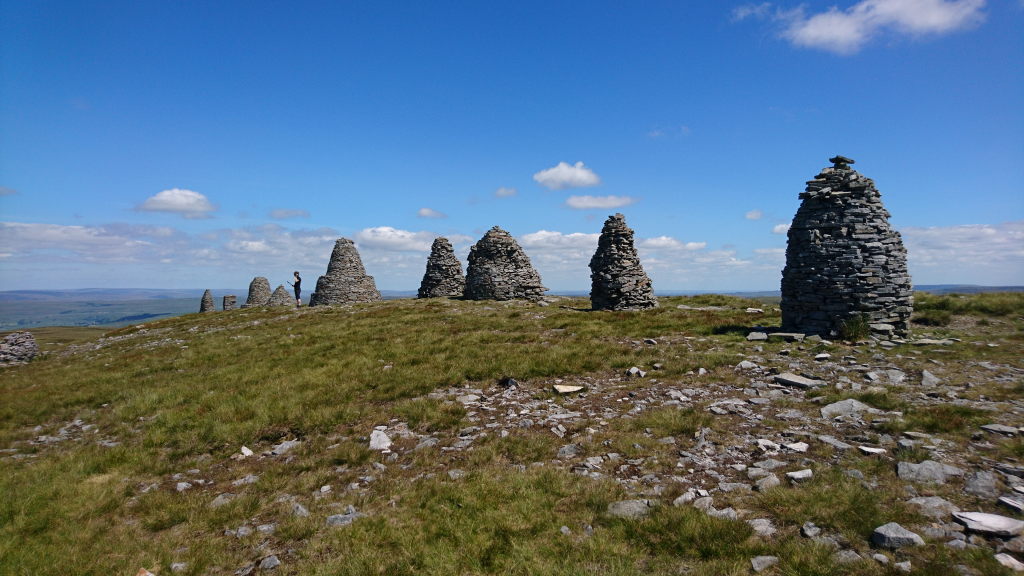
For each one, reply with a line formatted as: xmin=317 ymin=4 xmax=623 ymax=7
xmin=1 ymin=293 xmax=1023 ymax=575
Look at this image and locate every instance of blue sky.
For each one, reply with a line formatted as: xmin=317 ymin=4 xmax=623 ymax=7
xmin=1 ymin=0 xmax=1022 ymax=292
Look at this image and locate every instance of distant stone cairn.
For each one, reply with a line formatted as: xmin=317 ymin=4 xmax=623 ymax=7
xmin=463 ymin=226 xmax=546 ymax=302
xmin=268 ymin=285 xmax=295 ymax=307
xmin=418 ymin=237 xmax=466 ymax=298
xmin=589 ymin=213 xmax=657 ymax=311
xmin=781 ymin=156 xmax=913 ymax=338
xmin=309 ymin=238 xmax=382 ymax=306
xmin=241 ymin=276 xmax=272 ymax=308
xmin=199 ymin=289 xmax=215 ymax=313
xmin=223 ymin=295 xmax=237 ymax=311
xmin=0 ymin=331 xmax=38 ymax=366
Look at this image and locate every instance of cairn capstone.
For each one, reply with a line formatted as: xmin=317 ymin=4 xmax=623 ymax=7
xmin=241 ymin=277 xmax=272 ymax=308
xmin=463 ymin=226 xmax=546 ymax=302
xmin=268 ymin=285 xmax=295 ymax=307
xmin=199 ymin=289 xmax=215 ymax=313
xmin=0 ymin=331 xmax=38 ymax=365
xmin=418 ymin=237 xmax=466 ymax=298
xmin=781 ymin=156 xmax=913 ymax=338
xmin=223 ymin=295 xmax=237 ymax=311
xmin=589 ymin=213 xmax=657 ymax=310
xmin=308 ymin=238 xmax=381 ymax=306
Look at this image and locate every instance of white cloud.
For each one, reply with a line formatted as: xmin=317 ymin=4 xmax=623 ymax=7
xmin=533 ymin=161 xmax=601 ymax=190
xmin=417 ymin=207 xmax=447 ymax=219
xmin=353 ymin=226 xmax=436 ymax=252
xmin=565 ymin=195 xmax=637 ymax=210
xmin=732 ymin=2 xmax=773 ymax=21
xmin=519 ymin=230 xmax=600 ymax=250
xmin=901 ymin=221 xmax=1024 ymax=284
xmin=0 ymin=221 xmax=179 ymax=264
xmin=495 ymin=187 xmax=517 ymax=198
xmin=137 ymin=188 xmax=216 ymax=219
xmin=269 ymin=209 xmax=310 ymax=220
xmin=637 ymin=236 xmax=707 ymax=251
xmin=745 ymin=209 xmax=764 ymax=220
xmin=647 ymin=125 xmax=692 ymax=139
xmin=772 ymin=223 xmax=791 ymax=234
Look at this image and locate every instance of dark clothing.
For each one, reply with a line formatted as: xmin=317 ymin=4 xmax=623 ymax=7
xmin=290 ymin=278 xmax=301 ymax=300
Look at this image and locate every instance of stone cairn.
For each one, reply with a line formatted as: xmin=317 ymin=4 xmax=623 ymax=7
xmin=268 ymin=285 xmax=295 ymax=307
xmin=241 ymin=276 xmax=272 ymax=308
xmin=589 ymin=213 xmax=658 ymax=311
xmin=199 ymin=289 xmax=215 ymax=313
xmin=223 ymin=295 xmax=237 ymax=311
xmin=463 ymin=226 xmax=546 ymax=302
xmin=0 ymin=331 xmax=38 ymax=366
xmin=309 ymin=238 xmax=382 ymax=306
xmin=417 ymin=237 xmax=466 ymax=298
xmin=781 ymin=156 xmax=913 ymax=338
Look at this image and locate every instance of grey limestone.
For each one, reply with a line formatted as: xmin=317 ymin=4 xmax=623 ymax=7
xmin=268 ymin=285 xmax=295 ymax=307
xmin=463 ymin=226 xmax=546 ymax=301
xmin=0 ymin=331 xmax=38 ymax=365
xmin=309 ymin=238 xmax=381 ymax=306
xmin=199 ymin=289 xmax=215 ymax=313
xmin=589 ymin=213 xmax=657 ymax=310
xmin=417 ymin=237 xmax=465 ymax=298
xmin=223 ymin=295 xmax=237 ymax=311
xmin=241 ymin=277 xmax=271 ymax=308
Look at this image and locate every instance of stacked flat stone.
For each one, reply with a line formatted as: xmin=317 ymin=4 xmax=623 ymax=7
xmin=268 ymin=285 xmax=295 ymax=306
xmin=241 ymin=277 xmax=272 ymax=308
xmin=309 ymin=238 xmax=381 ymax=306
xmin=463 ymin=226 xmax=546 ymax=301
xmin=223 ymin=295 xmax=237 ymax=311
xmin=199 ymin=289 xmax=215 ymax=313
xmin=0 ymin=331 xmax=38 ymax=365
xmin=781 ymin=156 xmax=913 ymax=337
xmin=589 ymin=213 xmax=658 ymax=311
xmin=418 ymin=237 xmax=465 ymax=298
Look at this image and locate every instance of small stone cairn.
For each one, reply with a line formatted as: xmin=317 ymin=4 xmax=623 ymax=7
xmin=309 ymin=238 xmax=381 ymax=306
xmin=589 ymin=213 xmax=658 ymax=311
xmin=199 ymin=289 xmax=215 ymax=313
xmin=241 ymin=277 xmax=272 ymax=308
xmin=463 ymin=226 xmax=546 ymax=302
xmin=0 ymin=331 xmax=38 ymax=366
xmin=268 ymin=285 xmax=295 ymax=307
xmin=418 ymin=237 xmax=465 ymax=298
xmin=223 ymin=295 xmax=237 ymax=311
xmin=781 ymin=156 xmax=913 ymax=338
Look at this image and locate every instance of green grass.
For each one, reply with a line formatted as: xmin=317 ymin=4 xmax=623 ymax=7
xmin=915 ymin=291 xmax=1024 ymax=317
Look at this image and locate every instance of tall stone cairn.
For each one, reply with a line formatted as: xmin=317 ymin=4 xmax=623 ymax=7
xmin=463 ymin=226 xmax=546 ymax=302
xmin=268 ymin=285 xmax=295 ymax=307
xmin=417 ymin=237 xmax=466 ymax=298
xmin=0 ymin=332 xmax=38 ymax=366
xmin=223 ymin=295 xmax=237 ymax=311
xmin=589 ymin=213 xmax=658 ymax=311
xmin=308 ymin=238 xmax=381 ymax=306
xmin=241 ymin=276 xmax=272 ymax=308
xmin=199 ymin=289 xmax=215 ymax=313
xmin=781 ymin=156 xmax=913 ymax=338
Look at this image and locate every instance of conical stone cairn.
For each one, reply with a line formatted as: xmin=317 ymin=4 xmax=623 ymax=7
xmin=241 ymin=277 xmax=271 ymax=308
xmin=268 ymin=285 xmax=294 ymax=307
xmin=418 ymin=237 xmax=465 ymax=298
xmin=199 ymin=289 xmax=215 ymax=313
xmin=309 ymin=238 xmax=381 ymax=306
xmin=589 ymin=213 xmax=657 ymax=311
xmin=463 ymin=226 xmax=546 ymax=302
xmin=781 ymin=156 xmax=913 ymax=338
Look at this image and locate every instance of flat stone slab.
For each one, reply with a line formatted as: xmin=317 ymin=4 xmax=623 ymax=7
xmin=746 ymin=332 xmax=768 ymax=341
xmin=982 ymin=424 xmax=1020 ymax=436
xmin=774 ymin=372 xmax=825 ymax=389
xmin=817 ymin=435 xmax=853 ymax=450
xmin=821 ymin=398 xmax=874 ymax=419
xmin=952 ymin=512 xmax=1024 ymax=537
xmin=607 ymin=499 xmax=655 ymax=519
xmin=768 ymin=332 xmax=805 ymax=342
xmin=872 ymin=522 xmax=925 ymax=549
xmin=553 ymin=384 xmax=585 ymax=394
xmin=897 ymin=460 xmax=963 ymax=485
xmin=908 ymin=496 xmax=960 ymax=520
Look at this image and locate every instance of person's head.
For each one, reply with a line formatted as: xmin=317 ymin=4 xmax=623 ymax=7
xmin=294 ymin=271 xmax=300 ymax=278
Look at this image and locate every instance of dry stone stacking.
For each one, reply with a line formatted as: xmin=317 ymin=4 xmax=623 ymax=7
xmin=241 ymin=277 xmax=272 ymax=308
xmin=781 ymin=156 xmax=913 ymax=338
xmin=223 ymin=295 xmax=237 ymax=311
xmin=418 ymin=237 xmax=465 ymax=298
xmin=199 ymin=289 xmax=215 ymax=313
xmin=309 ymin=238 xmax=381 ymax=306
xmin=463 ymin=226 xmax=546 ymax=302
xmin=589 ymin=213 xmax=657 ymax=310
xmin=268 ymin=285 xmax=295 ymax=307
xmin=0 ymin=331 xmax=38 ymax=366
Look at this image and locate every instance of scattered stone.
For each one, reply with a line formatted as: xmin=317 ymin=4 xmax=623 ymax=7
xmin=872 ymin=522 xmax=925 ymax=549
xmin=953 ymin=512 xmax=1024 ymax=537
xmin=747 ymin=332 xmax=768 ymax=341
xmin=814 ymin=353 xmax=831 ymax=361
xmin=833 ymin=550 xmax=862 ymax=564
xmin=589 ymin=213 xmax=657 ymax=310
xmin=626 ymin=367 xmax=646 ymax=378
xmin=463 ymin=226 xmax=546 ymax=301
xmin=607 ymin=499 xmax=655 ymax=519
xmin=209 ymin=493 xmax=236 ymax=508
xmin=995 ymin=553 xmax=1024 ymax=572
xmin=774 ymin=372 xmax=825 ymax=389
xmin=999 ymin=497 xmax=1024 ymax=514
xmin=785 ymin=442 xmax=809 ymax=453
xmin=175 ymin=481 xmax=192 ymax=492
xmin=240 ymin=445 xmax=254 ymax=457
xmin=982 ymin=424 xmax=1019 ymax=436
xmin=231 ymin=474 xmax=259 ymax=487
xmin=821 ymin=398 xmax=873 ymax=419
xmin=448 ymin=469 xmax=465 ymax=480
xmin=554 ymin=384 xmax=585 ymax=394
xmin=369 ymin=430 xmax=392 ymax=451
xmin=908 ymin=496 xmax=960 ymax=520
xmin=271 ymin=439 xmax=301 ymax=455
xmin=964 ymin=470 xmax=1000 ymax=499
xmin=241 ymin=277 xmax=271 ymax=308
xmin=326 ymin=505 xmax=364 ymax=527
xmin=199 ymin=289 xmax=215 ymax=312
xmin=291 ymin=503 xmax=310 ymax=517
xmin=736 ymin=360 xmax=760 ymax=371
xmin=921 ymin=370 xmax=940 ymax=387
xmin=898 ymin=460 xmax=964 ymax=484
xmin=802 ymin=522 xmax=822 ymax=538
xmin=751 ymin=555 xmax=779 ymax=572
xmin=171 ymin=562 xmax=188 ymax=572
xmin=748 ymin=518 xmax=777 ymax=538
xmin=259 ymin=555 xmax=280 ymax=571
xmin=859 ymin=446 xmax=887 ymax=455
xmin=755 ymin=474 xmax=781 ymax=492
xmin=309 ymin=238 xmax=382 ymax=306
xmin=0 ymin=332 xmax=38 ymax=365
xmin=418 ymin=237 xmax=466 ymax=298
xmin=787 ymin=469 xmax=814 ymax=483
xmin=557 ymin=444 xmax=582 ymax=459
xmin=457 ymin=394 xmax=480 ymax=404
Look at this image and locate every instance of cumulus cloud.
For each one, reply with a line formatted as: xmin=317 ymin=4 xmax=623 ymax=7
xmin=772 ymin=223 xmax=791 ymax=234
xmin=494 ymin=187 xmax=517 ymax=198
xmin=745 ymin=209 xmax=764 ymax=220
xmin=137 ymin=188 xmax=216 ymax=219
xmin=637 ymin=237 xmax=706 ymax=251
xmin=353 ymin=226 xmax=436 ymax=252
xmin=269 ymin=209 xmax=310 ymax=220
xmin=901 ymin=221 xmax=1024 ymax=284
xmin=565 ymin=195 xmax=637 ymax=210
xmin=417 ymin=207 xmax=447 ymax=219
xmin=533 ymin=161 xmax=601 ymax=190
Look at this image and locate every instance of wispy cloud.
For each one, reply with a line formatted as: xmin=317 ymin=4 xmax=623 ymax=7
xmin=565 ymin=195 xmax=637 ymax=210
xmin=533 ymin=161 xmax=601 ymax=190
xmin=772 ymin=223 xmax=791 ymax=234
xmin=137 ymin=188 xmax=217 ymax=219
xmin=269 ymin=208 xmax=310 ymax=220
xmin=417 ymin=207 xmax=447 ymax=219
xmin=0 ymin=186 xmax=17 ymax=196
xmin=902 ymin=220 xmax=1024 ymax=284
xmin=647 ymin=125 xmax=692 ymax=139
xmin=495 ymin=187 xmax=517 ymax=198
xmin=745 ymin=209 xmax=764 ymax=220
xmin=354 ymin=226 xmax=437 ymax=252
xmin=732 ymin=2 xmax=773 ymax=21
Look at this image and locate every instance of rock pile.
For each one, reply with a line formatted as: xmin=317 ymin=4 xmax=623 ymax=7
xmin=268 ymin=285 xmax=295 ymax=307
xmin=309 ymin=238 xmax=381 ymax=306
xmin=463 ymin=226 xmax=546 ymax=301
xmin=589 ymin=213 xmax=657 ymax=310
xmin=781 ymin=156 xmax=913 ymax=338
xmin=0 ymin=331 xmax=38 ymax=365
xmin=241 ymin=277 xmax=272 ymax=309
xmin=199 ymin=289 xmax=215 ymax=313
xmin=223 ymin=295 xmax=237 ymax=311
xmin=417 ymin=237 xmax=465 ymax=298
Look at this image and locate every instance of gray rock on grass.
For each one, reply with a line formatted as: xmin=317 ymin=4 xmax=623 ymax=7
xmin=872 ymin=522 xmax=925 ymax=549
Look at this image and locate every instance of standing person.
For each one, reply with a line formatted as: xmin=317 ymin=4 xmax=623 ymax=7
xmin=288 ymin=271 xmax=302 ymax=307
